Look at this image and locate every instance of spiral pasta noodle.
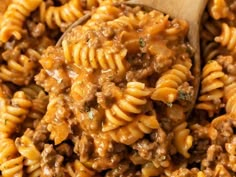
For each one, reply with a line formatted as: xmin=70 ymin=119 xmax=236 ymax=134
xmin=43 ymin=95 xmax=70 ymax=145
xmin=141 ymin=162 xmax=163 ymax=177
xmin=0 ymin=138 xmax=24 ymax=177
xmin=151 ymin=59 xmax=192 ymax=104
xmin=65 ymin=160 xmax=96 ymax=177
xmin=223 ymin=75 xmax=236 ymax=114
xmin=109 ymin=110 xmax=159 ymax=145
xmin=200 ymin=12 xmax=221 ymax=42
xmin=40 ymin=0 xmax=91 ymax=30
xmin=62 ymin=39 xmax=128 ymax=73
xmin=0 ymin=0 xmax=43 ymax=42
xmin=196 ymin=60 xmax=225 ymax=117
xmin=0 ymin=91 xmax=32 ymax=138
xmin=208 ymin=0 xmax=234 ymax=20
xmin=173 ymin=122 xmax=193 ymax=158
xmin=214 ymin=164 xmax=232 ymax=177
xmin=0 ymin=54 xmax=36 ymax=86
xmin=21 ymin=84 xmax=49 ymax=120
xmin=107 ymin=12 xmax=142 ymax=31
xmin=102 ymin=82 xmax=151 ymax=132
xmin=201 ymin=42 xmax=223 ymax=63
xmin=15 ymin=129 xmax=41 ymax=177
xmin=85 ymin=1 xmax=121 ymax=25
xmin=215 ymin=23 xmax=236 ymax=52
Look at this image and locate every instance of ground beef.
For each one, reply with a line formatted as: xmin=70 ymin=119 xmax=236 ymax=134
xmin=75 ymin=82 xmax=98 ymax=112
xmin=91 ymin=155 xmax=124 ymax=171
xmin=126 ymin=66 xmax=155 ymax=82
xmin=41 ymin=144 xmax=65 ymax=177
xmin=170 ymin=168 xmax=199 ymax=177
xmin=33 ymin=123 xmax=50 ymax=151
xmin=2 ymin=47 xmax=20 ymax=61
xmin=205 ymin=145 xmax=223 ymax=164
xmin=77 ymin=108 xmax=103 ymax=132
xmin=55 ymin=143 xmax=73 ymax=157
xmin=73 ymin=133 xmax=94 ymax=162
xmin=73 ymin=133 xmax=127 ymax=172
xmin=35 ymin=69 xmax=70 ymax=94
xmin=35 ymin=47 xmax=71 ymax=93
xmin=96 ymin=82 xmax=119 ymax=109
xmin=132 ymin=127 xmax=170 ymax=168
xmin=152 ymin=49 xmax=173 ymax=73
xmin=27 ymin=19 xmax=46 ymax=38
xmin=31 ymin=23 xmax=46 ymax=38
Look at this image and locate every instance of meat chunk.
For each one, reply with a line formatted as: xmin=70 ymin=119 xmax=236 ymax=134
xmin=41 ymin=144 xmax=65 ymax=177
xmin=73 ymin=133 xmax=94 ymax=162
xmin=132 ymin=127 xmax=170 ymax=168
xmin=27 ymin=20 xmax=46 ymax=38
xmin=96 ymin=82 xmax=119 ymax=109
xmin=33 ymin=123 xmax=50 ymax=151
xmin=55 ymin=143 xmax=73 ymax=157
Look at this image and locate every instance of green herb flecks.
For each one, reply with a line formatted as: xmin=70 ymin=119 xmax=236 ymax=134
xmin=178 ymin=90 xmax=192 ymax=101
xmin=139 ymin=37 xmax=146 ymax=48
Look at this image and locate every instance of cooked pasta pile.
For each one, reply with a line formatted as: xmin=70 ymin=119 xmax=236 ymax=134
xmin=0 ymin=0 xmax=235 ymax=176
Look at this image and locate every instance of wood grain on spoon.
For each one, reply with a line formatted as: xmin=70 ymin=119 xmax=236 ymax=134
xmin=126 ymin=0 xmax=208 ymax=116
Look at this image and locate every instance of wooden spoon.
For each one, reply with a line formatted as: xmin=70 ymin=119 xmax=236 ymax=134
xmin=57 ymin=0 xmax=208 ymax=116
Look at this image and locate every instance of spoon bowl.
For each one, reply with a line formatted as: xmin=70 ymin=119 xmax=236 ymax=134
xmin=57 ymin=0 xmax=208 ymax=117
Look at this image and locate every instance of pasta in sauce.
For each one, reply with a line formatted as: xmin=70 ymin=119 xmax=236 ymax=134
xmin=0 ymin=0 xmax=235 ymax=177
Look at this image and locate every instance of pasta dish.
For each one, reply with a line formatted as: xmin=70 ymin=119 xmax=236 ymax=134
xmin=0 ymin=0 xmax=235 ymax=176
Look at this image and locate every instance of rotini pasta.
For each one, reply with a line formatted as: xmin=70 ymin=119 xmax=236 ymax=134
xmin=208 ymin=0 xmax=234 ymax=20
xmin=21 ymin=84 xmax=48 ymax=120
xmin=196 ymin=60 xmax=225 ymax=117
xmin=223 ymin=75 xmax=236 ymax=113
xmin=15 ymin=129 xmax=41 ymax=177
xmin=65 ymin=160 xmax=96 ymax=177
xmin=0 ymin=0 xmax=42 ymax=42
xmin=0 ymin=138 xmax=24 ymax=177
xmin=200 ymin=12 xmax=221 ymax=42
xmin=0 ymin=91 xmax=32 ymax=138
xmin=141 ymin=162 xmax=163 ymax=177
xmin=173 ymin=122 xmax=193 ymax=158
xmin=215 ymin=23 xmax=236 ymax=52
xmin=102 ymin=82 xmax=151 ymax=132
xmin=201 ymin=42 xmax=223 ymax=63
xmin=40 ymin=0 xmax=91 ymax=30
xmin=109 ymin=109 xmax=159 ymax=145
xmin=214 ymin=164 xmax=232 ymax=177
xmin=85 ymin=1 xmax=121 ymax=25
xmin=62 ymin=39 xmax=128 ymax=73
xmin=151 ymin=59 xmax=192 ymax=104
xmin=0 ymin=54 xmax=36 ymax=86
